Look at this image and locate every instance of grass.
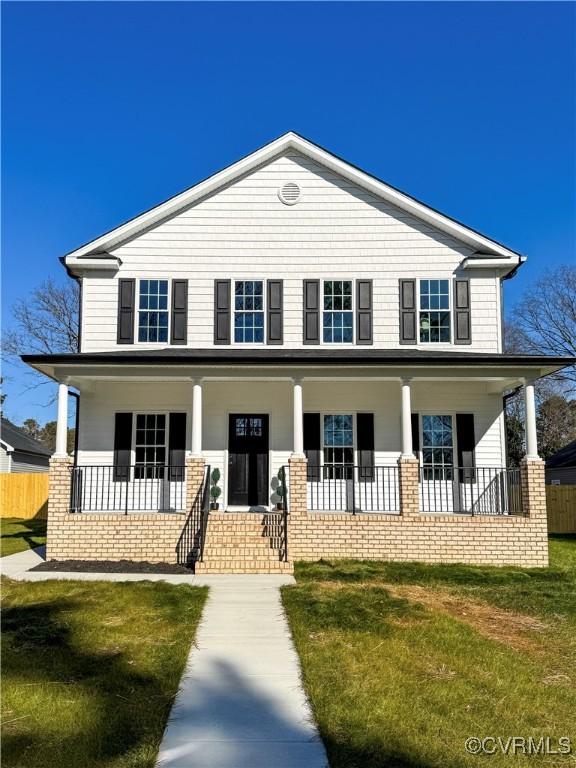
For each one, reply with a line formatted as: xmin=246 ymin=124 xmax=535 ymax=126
xmin=1 ymin=578 xmax=207 ymax=768
xmin=1 ymin=517 xmax=47 ymax=557
xmin=282 ymin=537 xmax=576 ymax=768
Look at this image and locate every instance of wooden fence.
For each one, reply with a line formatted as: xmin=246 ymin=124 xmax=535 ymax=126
xmin=546 ymin=485 xmax=576 ymax=534
xmin=0 ymin=473 xmax=49 ymax=520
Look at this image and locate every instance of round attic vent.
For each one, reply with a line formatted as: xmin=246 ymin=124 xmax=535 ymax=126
xmin=278 ymin=182 xmax=301 ymax=205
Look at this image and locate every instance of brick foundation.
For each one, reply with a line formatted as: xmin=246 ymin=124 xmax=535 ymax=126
xmin=46 ymin=456 xmax=207 ymax=563
xmin=46 ymin=453 xmax=549 ymax=569
xmin=398 ymin=457 xmax=419 ymax=516
xmin=286 ymin=454 xmax=549 ymax=568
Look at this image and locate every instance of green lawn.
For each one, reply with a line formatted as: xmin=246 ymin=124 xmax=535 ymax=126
xmin=1 ymin=578 xmax=207 ymax=768
xmin=283 ymin=537 xmax=576 ymax=768
xmin=1 ymin=517 xmax=47 ymax=557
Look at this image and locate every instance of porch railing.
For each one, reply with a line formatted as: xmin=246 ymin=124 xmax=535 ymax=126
xmin=306 ymin=465 xmax=400 ymax=514
xmin=70 ymin=464 xmax=186 ymax=514
xmin=419 ymin=466 xmax=523 ymax=515
xmin=177 ymin=464 xmax=211 ymax=567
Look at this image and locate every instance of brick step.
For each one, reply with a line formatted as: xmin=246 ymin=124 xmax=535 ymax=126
xmin=202 ymin=547 xmax=282 ymax=557
xmin=204 ymin=535 xmax=273 ymax=544
xmin=195 ymin=563 xmax=294 ymax=574
xmin=201 ymin=554 xmax=286 ymax=563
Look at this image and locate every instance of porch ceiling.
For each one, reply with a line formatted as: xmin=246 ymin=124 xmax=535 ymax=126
xmin=22 ymin=349 xmax=575 ymax=392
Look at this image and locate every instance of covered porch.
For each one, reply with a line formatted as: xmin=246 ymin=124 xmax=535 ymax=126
xmin=38 ymin=354 xmax=546 ymax=518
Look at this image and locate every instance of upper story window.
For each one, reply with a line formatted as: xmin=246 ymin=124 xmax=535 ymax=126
xmin=323 ymin=280 xmax=353 ymax=343
xmin=234 ymin=281 xmax=264 ymax=343
xmin=419 ymin=279 xmax=450 ymax=343
xmin=138 ymin=280 xmax=169 ymax=343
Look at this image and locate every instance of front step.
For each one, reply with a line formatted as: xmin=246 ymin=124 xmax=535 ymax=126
xmin=195 ymin=512 xmax=293 ymax=574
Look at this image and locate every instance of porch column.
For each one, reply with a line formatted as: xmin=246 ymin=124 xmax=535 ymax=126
xmin=191 ymin=379 xmax=203 ymax=457
xmin=292 ymin=378 xmax=304 ymax=457
xmin=54 ymin=382 xmax=69 ymax=457
xmin=523 ymin=378 xmax=539 ymax=459
xmin=400 ymin=378 xmax=413 ymax=458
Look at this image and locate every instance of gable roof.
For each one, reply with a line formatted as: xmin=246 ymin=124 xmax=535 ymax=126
xmin=546 ymin=439 xmax=576 ymax=468
xmin=0 ymin=418 xmax=52 ymax=457
xmin=63 ymin=131 xmax=525 ymax=271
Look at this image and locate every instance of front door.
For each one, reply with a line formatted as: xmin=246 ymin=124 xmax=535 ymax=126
xmin=228 ymin=414 xmax=269 ymax=507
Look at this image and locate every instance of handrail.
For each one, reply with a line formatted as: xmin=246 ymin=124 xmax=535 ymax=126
xmin=199 ymin=464 xmax=211 ymax=562
xmin=280 ymin=465 xmax=289 ymax=562
xmin=419 ymin=465 xmax=523 ymax=515
xmin=70 ymin=464 xmax=186 ymax=514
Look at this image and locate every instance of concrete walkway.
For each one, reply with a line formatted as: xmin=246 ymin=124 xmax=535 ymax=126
xmin=2 ymin=550 xmax=328 ymax=766
xmin=157 ymin=576 xmax=328 ymax=768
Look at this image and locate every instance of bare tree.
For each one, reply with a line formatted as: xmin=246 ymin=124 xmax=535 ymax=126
xmin=506 ymin=265 xmax=576 ymax=391
xmin=3 ymin=278 xmax=79 ymax=356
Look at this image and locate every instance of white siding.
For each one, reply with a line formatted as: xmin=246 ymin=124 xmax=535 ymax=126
xmin=0 ymin=447 xmax=11 ymax=473
xmin=77 ymin=380 xmax=505 ymax=509
xmin=11 ymin=453 xmax=50 ymax=473
xmin=80 ymin=152 xmax=501 ymax=353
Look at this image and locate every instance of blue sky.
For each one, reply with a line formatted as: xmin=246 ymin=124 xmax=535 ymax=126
xmin=2 ymin=1 xmax=575 ymax=424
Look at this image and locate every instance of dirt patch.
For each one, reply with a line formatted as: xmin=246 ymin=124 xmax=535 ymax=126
xmin=310 ymin=580 xmax=549 ymax=652
xmin=30 ymin=559 xmax=192 ymax=574
xmin=385 ymin=583 xmax=548 ymax=653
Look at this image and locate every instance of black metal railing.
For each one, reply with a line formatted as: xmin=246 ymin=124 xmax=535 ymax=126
xmin=70 ymin=464 xmax=186 ymax=514
xmin=176 ymin=464 xmax=211 ymax=567
xmin=306 ymin=465 xmax=399 ymax=514
xmin=419 ymin=466 xmax=523 ymax=515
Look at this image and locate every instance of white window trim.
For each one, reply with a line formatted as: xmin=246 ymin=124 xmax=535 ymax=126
xmin=417 ymin=278 xmax=452 ymax=345
xmin=232 ymin=278 xmax=266 ymax=345
xmin=135 ymin=278 xmax=171 ymax=346
xmin=417 ymin=412 xmax=456 ymax=470
xmin=321 ymin=279 xmax=355 ymax=345
xmin=321 ymin=412 xmax=356 ymax=468
xmin=132 ymin=411 xmax=170 ymax=467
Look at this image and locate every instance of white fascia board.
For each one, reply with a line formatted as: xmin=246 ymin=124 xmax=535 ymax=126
xmin=1 ymin=440 xmax=14 ymax=453
xmin=66 ymin=255 xmax=122 ymax=276
xmin=63 ymin=132 xmax=523 ymax=263
xmin=462 ymin=255 xmax=526 ymax=275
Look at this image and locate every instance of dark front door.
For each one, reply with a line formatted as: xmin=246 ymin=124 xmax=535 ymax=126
xmin=228 ymin=414 xmax=269 ymax=507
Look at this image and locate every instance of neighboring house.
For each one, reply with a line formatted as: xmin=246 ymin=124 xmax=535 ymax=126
xmin=0 ymin=419 xmax=51 ymax=473
xmin=23 ymin=132 xmax=575 ymax=571
xmin=546 ymin=440 xmax=576 ymax=485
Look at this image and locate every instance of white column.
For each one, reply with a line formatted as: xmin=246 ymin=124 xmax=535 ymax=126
xmin=400 ymin=378 xmax=413 ymax=458
xmin=292 ymin=378 xmax=304 ymax=456
xmin=524 ymin=378 xmax=539 ymax=459
xmin=191 ymin=379 xmax=203 ymax=457
xmin=54 ymin=382 xmax=69 ymax=457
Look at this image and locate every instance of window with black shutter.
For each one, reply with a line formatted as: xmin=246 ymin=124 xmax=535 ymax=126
xmin=113 ymin=412 xmax=133 ymax=481
xmin=303 ymin=412 xmax=321 ymax=481
xmin=357 ymin=413 xmax=375 ymax=480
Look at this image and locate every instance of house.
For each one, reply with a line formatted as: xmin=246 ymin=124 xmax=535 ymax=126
xmin=23 ymin=132 xmax=575 ymax=572
xmin=546 ymin=440 xmax=576 ymax=485
xmin=0 ymin=418 xmax=51 ymax=473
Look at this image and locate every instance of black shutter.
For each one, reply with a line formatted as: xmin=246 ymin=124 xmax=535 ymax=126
xmin=171 ymin=280 xmax=188 ymax=345
xmin=399 ymin=279 xmax=417 ymax=344
xmin=214 ymin=280 xmax=231 ymax=344
xmin=168 ymin=413 xmax=186 ymax=481
xmin=456 ymin=413 xmax=476 ymax=482
xmin=113 ymin=412 xmax=133 ymax=481
xmin=411 ymin=413 xmax=420 ymax=456
xmin=117 ymin=279 xmax=135 ymax=344
xmin=267 ymin=280 xmax=283 ymax=345
xmin=356 ymin=280 xmax=373 ymax=345
xmin=454 ymin=279 xmax=471 ymax=345
xmin=303 ymin=280 xmax=320 ymax=344
xmin=357 ymin=413 xmax=375 ymax=481
xmin=303 ymin=412 xmax=321 ymax=481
